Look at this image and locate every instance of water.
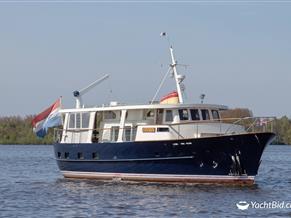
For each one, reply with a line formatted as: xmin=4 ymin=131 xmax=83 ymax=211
xmin=0 ymin=145 xmax=290 ymax=217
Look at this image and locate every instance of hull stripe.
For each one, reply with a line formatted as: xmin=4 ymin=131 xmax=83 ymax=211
xmin=61 ymin=171 xmax=255 ymax=185
xmin=56 ymin=155 xmax=194 ymax=162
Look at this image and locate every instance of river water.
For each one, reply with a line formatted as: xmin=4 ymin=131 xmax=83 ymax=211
xmin=0 ymin=145 xmax=290 ymax=217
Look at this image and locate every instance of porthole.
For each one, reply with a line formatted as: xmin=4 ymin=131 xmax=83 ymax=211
xmin=155 ymin=152 xmax=160 ymax=157
xmin=77 ymin=152 xmax=84 ymax=160
xmin=65 ymin=152 xmax=69 ymax=159
xmin=92 ymin=152 xmax=99 ymax=160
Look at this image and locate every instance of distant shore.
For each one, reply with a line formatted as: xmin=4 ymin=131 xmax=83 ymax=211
xmin=0 ymin=116 xmax=53 ymax=145
xmin=0 ymin=115 xmax=290 ymax=145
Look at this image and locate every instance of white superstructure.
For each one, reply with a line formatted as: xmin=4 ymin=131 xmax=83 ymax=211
xmin=58 ymin=102 xmax=247 ymax=144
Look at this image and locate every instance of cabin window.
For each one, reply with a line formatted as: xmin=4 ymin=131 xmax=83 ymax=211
xmin=212 ymin=110 xmax=220 ymax=120
xmin=201 ymin=109 xmax=210 ymax=120
xmin=190 ymin=109 xmax=200 ymax=121
xmin=132 ymin=127 xmax=137 ymax=141
xmin=110 ymin=126 xmax=119 ymax=141
xmin=68 ymin=112 xmax=90 ymax=129
xmin=82 ymin=113 xmax=90 ymax=128
xmin=57 ymin=152 xmax=61 ymax=158
xmin=146 ymin=110 xmax=155 ymax=118
xmin=165 ymin=110 xmax=173 ymax=122
xmin=157 ymin=127 xmax=169 ymax=132
xmin=76 ymin=113 xmax=81 ymax=128
xmin=77 ymin=152 xmax=84 ymax=159
xmin=69 ymin=114 xmax=75 ymax=128
xmin=104 ymin=111 xmax=117 ymax=120
xmin=64 ymin=152 xmax=69 ymax=159
xmin=143 ymin=110 xmax=155 ymax=120
xmin=178 ymin=109 xmax=189 ymax=121
xmin=92 ymin=152 xmax=99 ymax=159
xmin=156 ymin=109 xmax=164 ymax=124
xmin=124 ymin=126 xmax=132 ymax=142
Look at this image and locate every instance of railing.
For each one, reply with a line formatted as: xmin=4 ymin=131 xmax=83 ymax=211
xmin=222 ymin=116 xmax=276 ymax=134
xmin=54 ymin=116 xmax=276 ymax=143
xmin=166 ymin=116 xmax=276 ymax=138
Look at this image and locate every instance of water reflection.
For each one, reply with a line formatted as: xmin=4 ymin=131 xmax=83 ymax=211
xmin=52 ymin=177 xmax=266 ymax=217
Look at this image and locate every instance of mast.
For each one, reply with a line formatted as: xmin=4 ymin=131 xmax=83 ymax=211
xmin=161 ymin=32 xmax=185 ymax=104
xmin=169 ymin=46 xmax=185 ymax=104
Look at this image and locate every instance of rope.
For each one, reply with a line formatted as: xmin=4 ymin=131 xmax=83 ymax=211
xmin=150 ymin=67 xmax=172 ymax=104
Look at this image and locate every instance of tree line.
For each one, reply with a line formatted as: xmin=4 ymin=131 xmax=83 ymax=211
xmin=0 ymin=116 xmax=53 ymax=145
xmin=0 ymin=115 xmax=290 ymax=145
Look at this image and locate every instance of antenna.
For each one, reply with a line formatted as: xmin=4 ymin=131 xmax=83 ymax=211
xmin=200 ymin=94 xmax=206 ymax=104
xmin=73 ymin=74 xmax=109 ymax=108
xmin=160 ymin=32 xmax=185 ymax=104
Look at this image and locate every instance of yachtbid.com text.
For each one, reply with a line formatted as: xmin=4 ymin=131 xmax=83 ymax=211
xmin=251 ymin=201 xmax=291 ymax=209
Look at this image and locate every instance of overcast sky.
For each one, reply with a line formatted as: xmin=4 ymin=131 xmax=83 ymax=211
xmin=0 ymin=1 xmax=290 ymax=117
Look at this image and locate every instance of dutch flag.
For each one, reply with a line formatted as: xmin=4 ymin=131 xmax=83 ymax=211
xmin=32 ymin=98 xmax=63 ymax=138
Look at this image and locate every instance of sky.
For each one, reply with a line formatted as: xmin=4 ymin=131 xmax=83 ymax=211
xmin=0 ymin=1 xmax=290 ymax=117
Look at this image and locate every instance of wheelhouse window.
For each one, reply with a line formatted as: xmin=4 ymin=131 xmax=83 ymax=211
xmin=201 ymin=109 xmax=210 ymax=120
xmin=178 ymin=109 xmax=189 ymax=121
xmin=212 ymin=110 xmax=220 ymax=120
xmin=165 ymin=110 xmax=173 ymax=122
xmin=190 ymin=109 xmax=200 ymax=121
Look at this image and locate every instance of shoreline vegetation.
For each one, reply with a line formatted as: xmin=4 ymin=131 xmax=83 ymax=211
xmin=0 ymin=115 xmax=290 ymax=145
xmin=0 ymin=116 xmax=53 ymax=145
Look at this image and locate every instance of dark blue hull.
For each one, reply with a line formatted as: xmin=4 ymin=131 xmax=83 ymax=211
xmin=53 ymin=132 xmax=275 ymax=184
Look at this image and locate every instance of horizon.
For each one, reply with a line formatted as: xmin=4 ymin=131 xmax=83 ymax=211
xmin=0 ymin=2 xmax=290 ymax=118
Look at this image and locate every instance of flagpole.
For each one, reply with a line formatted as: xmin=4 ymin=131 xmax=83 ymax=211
xmin=59 ymin=96 xmax=64 ymax=125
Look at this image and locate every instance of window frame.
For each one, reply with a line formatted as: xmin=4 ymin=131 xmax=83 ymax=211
xmin=68 ymin=113 xmax=75 ymax=129
xmin=123 ymin=126 xmax=132 ymax=142
xmin=201 ymin=109 xmax=210 ymax=120
xmin=178 ymin=109 xmax=189 ymax=121
xmin=165 ymin=110 xmax=174 ymax=122
xmin=190 ymin=109 xmax=200 ymax=121
xmin=211 ymin=110 xmax=220 ymax=120
xmin=68 ymin=112 xmax=91 ymax=129
xmin=110 ymin=126 xmax=120 ymax=142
